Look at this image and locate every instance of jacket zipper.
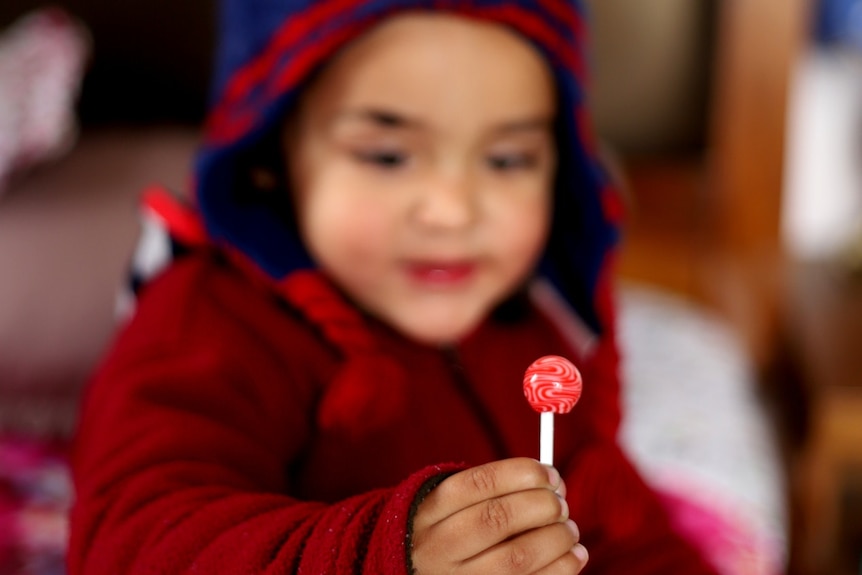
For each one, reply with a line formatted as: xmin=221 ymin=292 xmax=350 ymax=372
xmin=442 ymin=346 xmax=509 ymax=461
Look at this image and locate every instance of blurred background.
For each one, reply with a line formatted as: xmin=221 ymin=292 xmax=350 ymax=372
xmin=0 ymin=0 xmax=859 ymax=574
xmin=587 ymin=1 xmax=862 ymax=574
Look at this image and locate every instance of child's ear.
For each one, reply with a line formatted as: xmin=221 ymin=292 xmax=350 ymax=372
xmin=240 ymin=121 xmax=292 ymax=197
xmin=249 ymin=166 xmax=279 ymax=192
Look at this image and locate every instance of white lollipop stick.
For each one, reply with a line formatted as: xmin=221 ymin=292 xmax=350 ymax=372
xmin=540 ymin=411 xmax=554 ymax=465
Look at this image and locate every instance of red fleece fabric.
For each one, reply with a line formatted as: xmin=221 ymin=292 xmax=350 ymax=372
xmin=68 ymin=253 xmax=718 ymax=574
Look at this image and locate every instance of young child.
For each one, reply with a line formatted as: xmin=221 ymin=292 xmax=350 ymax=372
xmin=68 ymin=1 xmax=720 ymax=573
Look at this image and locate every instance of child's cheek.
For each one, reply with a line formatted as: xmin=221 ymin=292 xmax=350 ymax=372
xmin=302 ymin=183 xmax=393 ymax=266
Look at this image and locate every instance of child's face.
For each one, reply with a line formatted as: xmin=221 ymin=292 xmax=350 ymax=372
xmin=286 ymin=12 xmax=556 ymax=345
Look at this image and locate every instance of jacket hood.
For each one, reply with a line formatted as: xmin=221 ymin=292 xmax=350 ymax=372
xmin=194 ymin=0 xmax=621 ymax=336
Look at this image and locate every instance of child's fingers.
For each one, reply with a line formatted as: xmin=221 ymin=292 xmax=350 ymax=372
xmin=531 ymin=544 xmax=590 ymax=575
xmin=412 ymin=487 xmax=568 ymax=570
xmin=530 ymin=544 xmax=589 ymax=575
xmin=461 ymin=520 xmax=583 ymax=575
xmin=414 ymin=458 xmax=561 ymax=531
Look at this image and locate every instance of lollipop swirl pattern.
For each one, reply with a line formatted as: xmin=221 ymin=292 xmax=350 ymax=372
xmin=523 ymin=355 xmax=582 ymax=414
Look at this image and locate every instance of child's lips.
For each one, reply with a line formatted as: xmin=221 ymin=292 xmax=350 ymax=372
xmin=404 ymin=260 xmax=477 ymax=286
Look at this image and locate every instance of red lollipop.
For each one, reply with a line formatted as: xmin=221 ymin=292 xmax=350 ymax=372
xmin=523 ymin=355 xmax=582 ymax=413
xmin=523 ymin=355 xmax=582 ymax=464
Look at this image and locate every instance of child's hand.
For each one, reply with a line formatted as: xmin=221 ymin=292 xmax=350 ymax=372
xmin=411 ymin=458 xmax=588 ymax=574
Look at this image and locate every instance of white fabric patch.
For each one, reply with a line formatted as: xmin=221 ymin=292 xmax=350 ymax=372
xmin=618 ymin=283 xmax=787 ymax=573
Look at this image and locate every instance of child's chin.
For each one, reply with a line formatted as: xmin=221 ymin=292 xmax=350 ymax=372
xmin=393 ymin=314 xmax=483 ymax=347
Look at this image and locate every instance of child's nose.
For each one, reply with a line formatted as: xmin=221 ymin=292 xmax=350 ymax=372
xmin=412 ymin=173 xmax=477 ymax=231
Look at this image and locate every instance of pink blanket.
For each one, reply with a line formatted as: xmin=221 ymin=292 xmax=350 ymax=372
xmin=0 ymin=437 xmax=70 ymax=575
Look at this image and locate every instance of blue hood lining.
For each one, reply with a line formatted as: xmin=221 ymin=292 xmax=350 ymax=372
xmin=196 ymin=0 xmax=618 ymax=334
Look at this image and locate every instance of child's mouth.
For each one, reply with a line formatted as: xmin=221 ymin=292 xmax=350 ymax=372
xmin=404 ymin=261 xmax=477 ymax=286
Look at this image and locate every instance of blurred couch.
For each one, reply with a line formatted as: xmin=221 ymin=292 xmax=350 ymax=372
xmin=0 ymin=0 xmax=215 ymax=437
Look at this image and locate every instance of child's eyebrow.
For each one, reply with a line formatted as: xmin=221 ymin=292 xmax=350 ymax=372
xmin=493 ymin=117 xmax=554 ymax=135
xmin=332 ymin=109 xmax=553 ymax=135
xmin=334 ymin=108 xmax=422 ymax=129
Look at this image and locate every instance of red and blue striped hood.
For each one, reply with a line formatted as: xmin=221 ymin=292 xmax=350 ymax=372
xmin=193 ymin=0 xmax=622 ymax=336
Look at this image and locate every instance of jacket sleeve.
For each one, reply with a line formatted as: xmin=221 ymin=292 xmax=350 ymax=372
xmin=563 ymin=441 xmax=719 ymax=574
xmin=67 ymin=340 xmax=459 ymax=574
xmin=66 ymin=268 xmax=461 ymax=574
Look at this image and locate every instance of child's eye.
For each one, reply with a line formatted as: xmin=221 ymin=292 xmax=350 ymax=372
xmin=353 ymin=149 xmax=409 ymax=169
xmin=487 ymin=154 xmax=537 ymax=171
